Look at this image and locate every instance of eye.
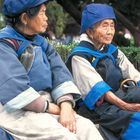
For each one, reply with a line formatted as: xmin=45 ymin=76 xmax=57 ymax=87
xmin=110 ymin=23 xmax=115 ymax=28
xmin=39 ymin=10 xmax=46 ymax=16
xmin=101 ymin=23 xmax=108 ymax=29
xmin=102 ymin=23 xmax=108 ymax=27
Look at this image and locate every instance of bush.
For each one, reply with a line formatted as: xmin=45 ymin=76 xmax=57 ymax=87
xmin=51 ymin=42 xmax=140 ymax=71
xmin=119 ymin=47 xmax=140 ymax=63
xmin=51 ymin=41 xmax=77 ymax=61
xmin=119 ymin=47 xmax=140 ymax=71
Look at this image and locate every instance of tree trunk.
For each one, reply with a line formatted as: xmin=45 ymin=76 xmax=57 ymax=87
xmin=115 ymin=9 xmax=140 ymax=47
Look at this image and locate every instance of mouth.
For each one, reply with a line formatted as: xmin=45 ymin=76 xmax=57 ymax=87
xmin=106 ymin=36 xmax=113 ymax=41
xmin=43 ymin=24 xmax=48 ymax=29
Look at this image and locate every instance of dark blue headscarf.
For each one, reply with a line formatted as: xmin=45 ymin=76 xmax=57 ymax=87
xmin=80 ymin=3 xmax=116 ymax=34
xmin=3 ymin=0 xmax=48 ymax=17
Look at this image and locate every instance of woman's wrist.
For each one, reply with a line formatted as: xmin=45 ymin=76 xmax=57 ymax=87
xmin=60 ymin=101 xmax=73 ymax=108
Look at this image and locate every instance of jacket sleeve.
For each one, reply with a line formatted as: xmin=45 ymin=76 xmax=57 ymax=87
xmin=45 ymin=44 xmax=81 ymax=102
xmin=117 ymin=49 xmax=140 ymax=85
xmin=0 ymin=43 xmax=40 ymax=112
xmin=71 ymin=55 xmax=111 ymax=110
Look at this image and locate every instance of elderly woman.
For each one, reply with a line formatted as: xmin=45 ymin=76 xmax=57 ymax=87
xmin=0 ymin=0 xmax=103 ymax=140
xmin=66 ymin=3 xmax=140 ymax=140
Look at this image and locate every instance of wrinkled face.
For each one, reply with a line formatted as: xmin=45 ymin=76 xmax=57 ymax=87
xmin=87 ymin=19 xmax=115 ymax=48
xmin=25 ymin=4 xmax=48 ymax=35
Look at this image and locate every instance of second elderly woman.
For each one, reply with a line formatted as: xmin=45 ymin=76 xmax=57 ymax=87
xmin=67 ymin=3 xmax=140 ymax=140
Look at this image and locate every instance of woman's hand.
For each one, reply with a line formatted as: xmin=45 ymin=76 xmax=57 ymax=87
xmin=122 ymin=102 xmax=140 ymax=112
xmin=59 ymin=102 xmax=77 ymax=133
xmin=96 ymin=95 xmax=105 ymax=107
xmin=105 ymin=91 xmax=140 ymax=112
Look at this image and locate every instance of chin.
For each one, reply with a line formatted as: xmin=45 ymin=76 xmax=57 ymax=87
xmin=39 ymin=27 xmax=47 ymax=33
xmin=39 ymin=30 xmax=46 ymax=34
xmin=105 ymin=40 xmax=112 ymax=44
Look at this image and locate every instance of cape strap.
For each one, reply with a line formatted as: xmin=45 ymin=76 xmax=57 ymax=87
xmin=0 ymin=38 xmax=20 ymax=56
xmin=67 ymin=44 xmax=117 ymax=68
xmin=0 ymin=26 xmax=47 ymax=56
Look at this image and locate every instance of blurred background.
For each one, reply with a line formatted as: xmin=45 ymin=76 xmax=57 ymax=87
xmin=0 ymin=0 xmax=140 ymax=47
xmin=0 ymin=0 xmax=140 ymax=70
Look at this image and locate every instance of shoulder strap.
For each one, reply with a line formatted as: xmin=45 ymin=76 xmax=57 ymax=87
xmin=0 ymin=38 xmax=20 ymax=55
xmin=91 ymin=44 xmax=118 ymax=67
xmin=0 ymin=27 xmax=30 ymax=56
xmin=0 ymin=38 xmax=28 ymax=57
xmin=0 ymin=27 xmax=48 ymax=56
xmin=67 ymin=44 xmax=118 ymax=68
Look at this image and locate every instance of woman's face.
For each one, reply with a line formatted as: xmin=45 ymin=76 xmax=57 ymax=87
xmin=25 ymin=4 xmax=48 ymax=35
xmin=87 ymin=19 xmax=115 ymax=48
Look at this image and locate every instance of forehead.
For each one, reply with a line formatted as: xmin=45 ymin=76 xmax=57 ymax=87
xmin=100 ymin=19 xmax=115 ymax=24
xmin=39 ymin=4 xmax=46 ymax=11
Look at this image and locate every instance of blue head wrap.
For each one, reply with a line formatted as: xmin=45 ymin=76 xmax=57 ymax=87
xmin=80 ymin=3 xmax=116 ymax=34
xmin=3 ymin=0 xmax=48 ymax=17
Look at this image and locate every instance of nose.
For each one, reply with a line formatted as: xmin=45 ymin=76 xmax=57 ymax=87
xmin=45 ymin=15 xmax=48 ymax=21
xmin=106 ymin=25 xmax=115 ymax=34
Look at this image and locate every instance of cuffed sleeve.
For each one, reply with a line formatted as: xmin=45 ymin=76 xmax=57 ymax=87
xmin=4 ymin=87 xmax=40 ymax=112
xmin=51 ymin=81 xmax=81 ymax=103
xmin=84 ymin=81 xmax=111 ymax=110
xmin=71 ymin=55 xmax=112 ymax=110
xmin=57 ymin=94 xmax=75 ymax=108
xmin=137 ymin=80 xmax=140 ymax=86
xmin=72 ymin=56 xmax=104 ymax=97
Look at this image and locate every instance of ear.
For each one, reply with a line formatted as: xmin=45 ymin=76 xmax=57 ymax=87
xmin=20 ymin=13 xmax=28 ymax=25
xmin=86 ymin=28 xmax=93 ymax=39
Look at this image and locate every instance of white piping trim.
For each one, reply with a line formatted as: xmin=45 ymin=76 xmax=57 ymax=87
xmin=4 ymin=87 xmax=40 ymax=112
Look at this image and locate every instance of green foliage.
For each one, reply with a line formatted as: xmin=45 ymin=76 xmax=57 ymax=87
xmin=50 ymin=41 xmax=77 ymax=61
xmin=53 ymin=43 xmax=140 ymax=62
xmin=51 ymin=42 xmax=140 ymax=70
xmin=119 ymin=47 xmax=140 ymax=63
xmin=46 ymin=1 xmax=68 ymax=38
xmin=52 ymin=42 xmax=140 ymax=63
xmin=0 ymin=13 xmax=5 ymax=29
xmin=119 ymin=46 xmax=140 ymax=70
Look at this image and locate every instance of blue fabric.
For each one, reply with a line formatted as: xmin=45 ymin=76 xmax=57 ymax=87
xmin=0 ymin=26 xmax=46 ymax=56
xmin=0 ymin=26 xmax=73 ymax=105
xmin=68 ymin=43 xmax=122 ymax=92
xmin=0 ymin=43 xmax=30 ymax=104
xmin=137 ymin=80 xmax=140 ymax=86
xmin=92 ymin=44 xmax=117 ymax=67
xmin=3 ymin=0 xmax=48 ymax=17
xmin=80 ymin=3 xmax=116 ymax=33
xmin=0 ymin=128 xmax=14 ymax=140
xmin=84 ymin=81 xmax=111 ymax=110
xmin=67 ymin=44 xmax=117 ymax=68
xmin=0 ymin=26 xmax=52 ymax=91
xmin=122 ymin=112 xmax=140 ymax=140
xmin=28 ymin=46 xmax=52 ymax=91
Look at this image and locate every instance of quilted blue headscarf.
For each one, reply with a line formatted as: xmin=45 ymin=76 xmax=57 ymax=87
xmin=80 ymin=3 xmax=116 ymax=34
xmin=3 ymin=0 xmax=48 ymax=17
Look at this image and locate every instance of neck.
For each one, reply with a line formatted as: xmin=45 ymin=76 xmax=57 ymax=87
xmin=93 ymin=41 xmax=104 ymax=50
xmin=15 ymin=26 xmax=36 ymax=41
xmin=80 ymin=33 xmax=105 ymax=50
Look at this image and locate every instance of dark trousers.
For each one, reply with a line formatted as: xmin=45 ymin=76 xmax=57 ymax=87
xmin=77 ymin=87 xmax=140 ymax=140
